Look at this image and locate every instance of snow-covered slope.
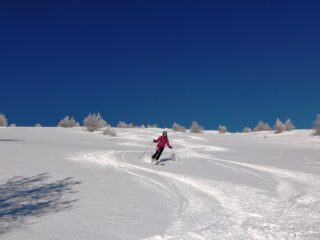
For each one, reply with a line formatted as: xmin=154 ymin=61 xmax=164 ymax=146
xmin=0 ymin=127 xmax=319 ymax=240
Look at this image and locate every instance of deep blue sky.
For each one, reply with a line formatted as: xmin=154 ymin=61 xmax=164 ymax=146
xmin=0 ymin=1 xmax=319 ymax=130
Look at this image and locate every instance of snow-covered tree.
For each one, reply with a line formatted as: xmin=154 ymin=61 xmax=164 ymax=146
xmin=284 ymin=119 xmax=294 ymax=131
xmin=0 ymin=113 xmax=8 ymax=127
xmin=172 ymin=123 xmax=186 ymax=132
xmin=274 ymin=118 xmax=285 ymax=134
xmin=147 ymin=124 xmax=158 ymax=128
xmin=83 ymin=113 xmax=107 ymax=132
xmin=103 ymin=127 xmax=117 ymax=137
xmin=243 ymin=127 xmax=252 ymax=133
xmin=190 ymin=121 xmax=203 ymax=133
xmin=35 ymin=123 xmax=42 ymax=127
xmin=254 ymin=121 xmax=264 ymax=132
xmin=264 ymin=123 xmax=272 ymax=131
xmin=313 ymin=114 xmax=320 ymax=136
xmin=117 ymin=121 xmax=127 ymax=128
xmin=58 ymin=116 xmax=78 ymax=128
xmin=254 ymin=121 xmax=271 ymax=132
xmin=218 ymin=125 xmax=228 ymax=134
xmin=117 ymin=121 xmax=135 ymax=128
xmin=9 ymin=124 xmax=16 ymax=127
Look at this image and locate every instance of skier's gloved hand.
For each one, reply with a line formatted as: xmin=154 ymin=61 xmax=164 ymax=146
xmin=153 ymin=139 xmax=157 ymax=143
xmin=169 ymin=146 xmax=173 ymax=149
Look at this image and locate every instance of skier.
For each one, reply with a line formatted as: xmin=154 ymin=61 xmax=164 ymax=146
xmin=152 ymin=131 xmax=172 ymax=164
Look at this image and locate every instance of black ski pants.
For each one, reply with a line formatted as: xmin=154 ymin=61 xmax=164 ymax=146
xmin=152 ymin=147 xmax=164 ymax=160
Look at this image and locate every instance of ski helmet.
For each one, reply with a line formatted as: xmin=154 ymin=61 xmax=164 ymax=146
xmin=163 ymin=131 xmax=167 ymax=136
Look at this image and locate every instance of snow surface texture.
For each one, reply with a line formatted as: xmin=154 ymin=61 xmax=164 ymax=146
xmin=0 ymin=128 xmax=319 ymax=240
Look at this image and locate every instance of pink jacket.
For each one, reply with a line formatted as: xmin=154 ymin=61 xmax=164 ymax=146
xmin=155 ymin=136 xmax=171 ymax=148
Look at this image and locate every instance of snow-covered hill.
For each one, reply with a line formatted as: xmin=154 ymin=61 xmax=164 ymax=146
xmin=0 ymin=127 xmax=319 ymax=240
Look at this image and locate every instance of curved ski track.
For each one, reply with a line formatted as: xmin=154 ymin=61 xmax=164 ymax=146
xmin=70 ymin=150 xmax=320 ymax=240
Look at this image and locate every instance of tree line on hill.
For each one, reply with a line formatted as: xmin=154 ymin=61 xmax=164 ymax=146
xmin=0 ymin=113 xmax=320 ymax=136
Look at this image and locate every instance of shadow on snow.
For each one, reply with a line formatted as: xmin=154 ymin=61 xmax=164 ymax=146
xmin=0 ymin=173 xmax=81 ymax=235
xmin=0 ymin=139 xmax=23 ymax=142
xmin=157 ymin=156 xmax=175 ymax=165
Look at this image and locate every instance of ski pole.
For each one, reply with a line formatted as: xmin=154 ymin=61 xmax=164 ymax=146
xmin=139 ymin=141 xmax=154 ymax=159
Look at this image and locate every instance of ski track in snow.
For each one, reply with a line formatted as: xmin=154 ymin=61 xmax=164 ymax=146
xmin=69 ymin=134 xmax=320 ymax=240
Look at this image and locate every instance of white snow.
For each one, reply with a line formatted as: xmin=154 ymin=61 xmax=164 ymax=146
xmin=0 ymin=127 xmax=319 ymax=239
